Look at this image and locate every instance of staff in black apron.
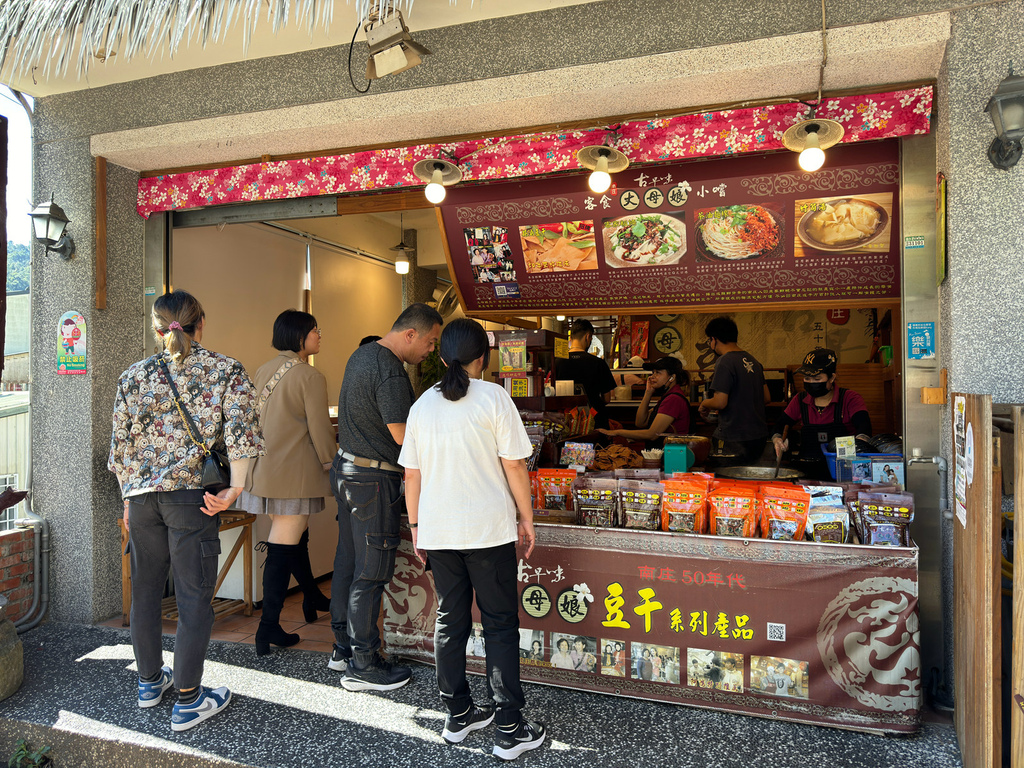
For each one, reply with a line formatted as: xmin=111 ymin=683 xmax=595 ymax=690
xmin=771 ymin=348 xmax=872 ymax=479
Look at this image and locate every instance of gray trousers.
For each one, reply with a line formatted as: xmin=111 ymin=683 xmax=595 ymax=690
xmin=128 ymin=490 xmax=222 ymax=691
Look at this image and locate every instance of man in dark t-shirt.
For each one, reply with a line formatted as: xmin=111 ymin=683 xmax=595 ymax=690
xmin=329 ymin=303 xmax=442 ymax=692
xmin=555 ymin=319 xmax=616 ymax=429
xmin=698 ymin=316 xmax=769 ymax=463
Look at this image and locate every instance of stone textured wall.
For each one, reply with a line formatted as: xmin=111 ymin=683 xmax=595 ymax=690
xmin=0 ymin=527 xmax=34 ymax=623
xmin=935 ymin=0 xmax=1024 ymax=700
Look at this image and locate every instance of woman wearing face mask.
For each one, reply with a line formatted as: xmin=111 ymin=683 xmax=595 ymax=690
xmin=771 ymin=348 xmax=872 ymax=477
xmin=597 ymin=355 xmax=690 ymax=444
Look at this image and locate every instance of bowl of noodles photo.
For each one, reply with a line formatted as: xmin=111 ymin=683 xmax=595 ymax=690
xmin=602 ymin=213 xmax=687 ymax=268
xmin=796 ymin=198 xmax=889 ymax=252
xmin=695 ymin=204 xmax=784 ymax=262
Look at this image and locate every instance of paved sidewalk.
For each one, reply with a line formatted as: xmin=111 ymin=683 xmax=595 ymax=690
xmin=1 ymin=623 xmax=961 ymax=768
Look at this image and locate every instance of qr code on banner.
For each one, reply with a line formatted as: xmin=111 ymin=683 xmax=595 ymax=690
xmin=767 ymin=623 xmax=786 ymax=642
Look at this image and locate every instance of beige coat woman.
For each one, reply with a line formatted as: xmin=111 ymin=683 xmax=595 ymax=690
xmin=247 ymin=350 xmax=336 ymax=499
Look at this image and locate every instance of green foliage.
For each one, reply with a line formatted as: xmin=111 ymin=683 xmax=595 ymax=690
xmin=8 ymin=740 xmax=51 ymax=768
xmin=6 ymin=241 xmax=30 ymax=293
xmin=419 ymin=349 xmax=445 ymax=392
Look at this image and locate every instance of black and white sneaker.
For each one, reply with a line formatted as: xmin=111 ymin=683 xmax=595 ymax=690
xmin=493 ymin=719 xmax=546 ymax=761
xmin=340 ymin=654 xmax=412 ymax=692
xmin=327 ymin=645 xmax=351 ymax=672
xmin=442 ymin=705 xmax=495 ymax=744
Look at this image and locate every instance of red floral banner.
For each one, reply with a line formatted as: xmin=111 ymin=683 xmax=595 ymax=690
xmin=137 ymin=87 xmax=932 ymax=219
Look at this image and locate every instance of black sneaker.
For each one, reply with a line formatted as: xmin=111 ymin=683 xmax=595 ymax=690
xmin=340 ymin=654 xmax=412 ymax=692
xmin=442 ymin=704 xmax=495 ymax=744
xmin=327 ymin=645 xmax=351 ymax=672
xmin=493 ymin=720 xmax=546 ymax=761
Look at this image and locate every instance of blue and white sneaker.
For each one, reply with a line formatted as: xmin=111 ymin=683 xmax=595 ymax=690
xmin=138 ymin=666 xmax=174 ymax=708
xmin=171 ymin=686 xmax=232 ymax=732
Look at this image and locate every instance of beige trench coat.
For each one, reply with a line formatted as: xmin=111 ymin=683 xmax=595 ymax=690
xmin=245 ymin=351 xmax=336 ymax=499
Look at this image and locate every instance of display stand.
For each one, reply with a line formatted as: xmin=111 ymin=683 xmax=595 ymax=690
xmin=384 ymin=522 xmax=921 ymax=734
xmin=118 ymin=511 xmax=255 ymax=626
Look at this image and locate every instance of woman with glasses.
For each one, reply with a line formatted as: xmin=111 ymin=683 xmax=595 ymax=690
xmin=239 ymin=310 xmax=338 ymax=656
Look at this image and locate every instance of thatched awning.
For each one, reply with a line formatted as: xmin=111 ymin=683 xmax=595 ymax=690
xmin=0 ymin=0 xmax=423 ymax=79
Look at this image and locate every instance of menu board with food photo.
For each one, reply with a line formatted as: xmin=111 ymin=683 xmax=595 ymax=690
xmin=441 ymin=140 xmax=901 ymax=315
xmin=694 ymin=203 xmax=784 ymax=263
xmin=793 ymin=193 xmax=893 ymax=257
xmin=519 ymin=220 xmax=597 ymax=273
xmin=602 ymin=211 xmax=686 ymax=268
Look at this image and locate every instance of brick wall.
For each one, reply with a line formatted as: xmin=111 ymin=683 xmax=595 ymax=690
xmin=0 ymin=527 xmax=35 ymax=623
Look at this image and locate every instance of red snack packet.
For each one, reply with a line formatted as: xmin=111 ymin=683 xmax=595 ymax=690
xmin=758 ymin=485 xmax=812 ymax=541
xmin=708 ymin=488 xmax=759 ymax=537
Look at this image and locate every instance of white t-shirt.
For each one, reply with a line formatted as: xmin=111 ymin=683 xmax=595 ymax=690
xmin=398 ymin=379 xmax=532 ymax=550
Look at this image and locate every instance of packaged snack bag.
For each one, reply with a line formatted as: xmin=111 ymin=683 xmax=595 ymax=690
xmin=661 ymin=479 xmax=708 ymax=533
xmin=708 ymin=488 xmax=759 ymax=537
xmin=618 ymin=480 xmax=664 ymax=530
xmin=806 ymin=508 xmax=850 ymax=543
xmin=615 ymin=468 xmax=662 ymax=480
xmin=529 ymin=470 xmax=538 ymax=510
xmin=758 ymin=485 xmax=811 ymax=541
xmin=561 ymin=442 xmax=596 ymax=467
xmin=858 ymin=492 xmax=915 ymax=546
xmin=535 ymin=469 xmax=577 ymax=512
xmin=572 ymin=477 xmax=618 ymax=527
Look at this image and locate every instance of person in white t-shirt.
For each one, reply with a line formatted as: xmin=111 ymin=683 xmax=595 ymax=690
xmin=399 ymin=318 xmax=546 ymax=760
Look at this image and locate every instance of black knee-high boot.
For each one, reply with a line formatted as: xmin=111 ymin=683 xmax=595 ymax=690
xmin=255 ymin=542 xmax=301 ymax=656
xmin=290 ymin=529 xmax=331 ymax=623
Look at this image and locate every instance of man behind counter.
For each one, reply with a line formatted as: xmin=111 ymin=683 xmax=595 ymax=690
xmin=555 ymin=319 xmax=616 ymax=429
xmin=698 ymin=316 xmax=769 ymax=464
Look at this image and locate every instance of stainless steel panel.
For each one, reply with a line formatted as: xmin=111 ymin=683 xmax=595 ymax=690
xmin=143 ymin=212 xmax=169 ymax=357
xmin=900 ymin=133 xmax=946 ymax=693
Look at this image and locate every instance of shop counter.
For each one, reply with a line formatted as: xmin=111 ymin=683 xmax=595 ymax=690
xmin=384 ymin=523 xmax=921 ymax=734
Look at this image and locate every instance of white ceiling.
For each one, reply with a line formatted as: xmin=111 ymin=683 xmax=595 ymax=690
xmin=2 ymin=0 xmax=604 ymax=97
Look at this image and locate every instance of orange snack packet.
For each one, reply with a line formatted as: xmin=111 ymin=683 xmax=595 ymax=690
xmin=758 ymin=485 xmax=812 ymax=541
xmin=662 ymin=479 xmax=708 ymax=533
xmin=708 ymin=488 xmax=759 ymax=538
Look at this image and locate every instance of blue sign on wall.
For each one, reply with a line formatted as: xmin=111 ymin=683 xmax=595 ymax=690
xmin=907 ymin=321 xmax=935 ymax=360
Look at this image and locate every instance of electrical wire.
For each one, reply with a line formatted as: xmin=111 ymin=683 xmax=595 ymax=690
xmin=347 ymin=20 xmax=372 ymax=94
xmin=816 ymin=0 xmax=828 ymax=107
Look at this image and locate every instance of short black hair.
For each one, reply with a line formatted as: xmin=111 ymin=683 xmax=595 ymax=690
xmin=392 ymin=302 xmax=443 ymax=334
xmin=359 ymin=335 xmax=382 ymax=346
xmin=570 ymin=319 xmax=595 ymax=341
xmin=273 ymin=309 xmax=317 ymax=352
xmin=704 ymin=316 xmax=738 ymax=344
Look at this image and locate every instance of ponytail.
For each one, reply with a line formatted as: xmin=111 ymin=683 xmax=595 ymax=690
xmin=439 ymin=360 xmax=471 ymax=401
xmin=153 ymin=290 xmax=205 ymax=366
xmin=435 ymin=317 xmax=490 ymax=402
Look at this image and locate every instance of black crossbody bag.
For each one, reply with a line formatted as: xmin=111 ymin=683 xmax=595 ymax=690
xmin=158 ymin=356 xmax=231 ymax=493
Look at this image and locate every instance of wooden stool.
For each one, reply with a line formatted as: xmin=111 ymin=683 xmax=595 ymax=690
xmin=119 ymin=510 xmax=255 ymax=626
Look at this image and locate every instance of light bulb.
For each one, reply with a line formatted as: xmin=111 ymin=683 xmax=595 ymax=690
xmin=395 ymin=258 xmax=410 ymax=274
xmin=556 ymin=315 xmax=566 ymax=321
xmin=798 ymin=131 xmax=825 ymax=172
xmin=588 ymin=154 xmax=612 ymax=193
xmin=425 ymin=167 xmax=446 ymax=204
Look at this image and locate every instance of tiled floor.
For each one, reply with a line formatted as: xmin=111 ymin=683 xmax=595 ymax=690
xmin=99 ymin=580 xmax=337 ymax=656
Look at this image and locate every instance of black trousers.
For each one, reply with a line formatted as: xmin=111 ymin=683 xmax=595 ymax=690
xmin=427 ymin=542 xmax=525 ymax=727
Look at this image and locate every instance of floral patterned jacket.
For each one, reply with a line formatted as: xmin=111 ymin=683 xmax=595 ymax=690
xmin=108 ymin=343 xmax=263 ymax=497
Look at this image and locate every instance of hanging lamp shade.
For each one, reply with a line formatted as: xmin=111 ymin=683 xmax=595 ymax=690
xmin=782 ymin=118 xmax=845 ymax=171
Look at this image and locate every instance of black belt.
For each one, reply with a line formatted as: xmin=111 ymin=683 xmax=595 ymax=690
xmin=339 ymin=450 xmax=403 ymax=474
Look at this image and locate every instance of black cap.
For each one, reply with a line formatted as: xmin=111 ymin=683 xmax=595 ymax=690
xmin=644 ymin=356 xmax=684 ymax=378
xmin=796 ymin=348 xmax=837 ymax=376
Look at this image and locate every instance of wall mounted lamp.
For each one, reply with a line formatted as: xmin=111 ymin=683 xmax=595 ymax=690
xmin=984 ymin=63 xmax=1024 ymax=171
xmin=577 ymin=145 xmax=630 ymax=193
xmin=413 ymin=156 xmax=462 ymax=205
xmin=364 ymin=9 xmax=430 ymax=80
xmin=28 ymin=194 xmax=76 ymax=260
xmin=782 ymin=117 xmax=844 ymax=172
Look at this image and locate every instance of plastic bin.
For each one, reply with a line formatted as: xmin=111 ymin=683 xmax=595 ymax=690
xmin=821 ymin=449 xmax=902 ymax=481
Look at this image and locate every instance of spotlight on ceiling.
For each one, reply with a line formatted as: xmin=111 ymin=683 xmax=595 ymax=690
xmin=577 ymin=145 xmax=630 ymax=194
xmin=782 ymin=118 xmax=845 ymax=172
xmin=413 ymin=157 xmax=462 ymax=205
xmin=364 ymin=10 xmax=431 ymax=80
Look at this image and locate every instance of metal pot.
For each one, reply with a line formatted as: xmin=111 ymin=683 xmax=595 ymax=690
xmin=715 ymin=465 xmax=805 ymax=481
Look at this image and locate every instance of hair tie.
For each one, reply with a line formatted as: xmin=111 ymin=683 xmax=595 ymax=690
xmin=169 ymin=321 xmax=183 ymax=331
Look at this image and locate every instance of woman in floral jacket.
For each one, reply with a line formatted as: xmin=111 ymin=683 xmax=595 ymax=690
xmin=109 ymin=290 xmax=262 ymax=733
